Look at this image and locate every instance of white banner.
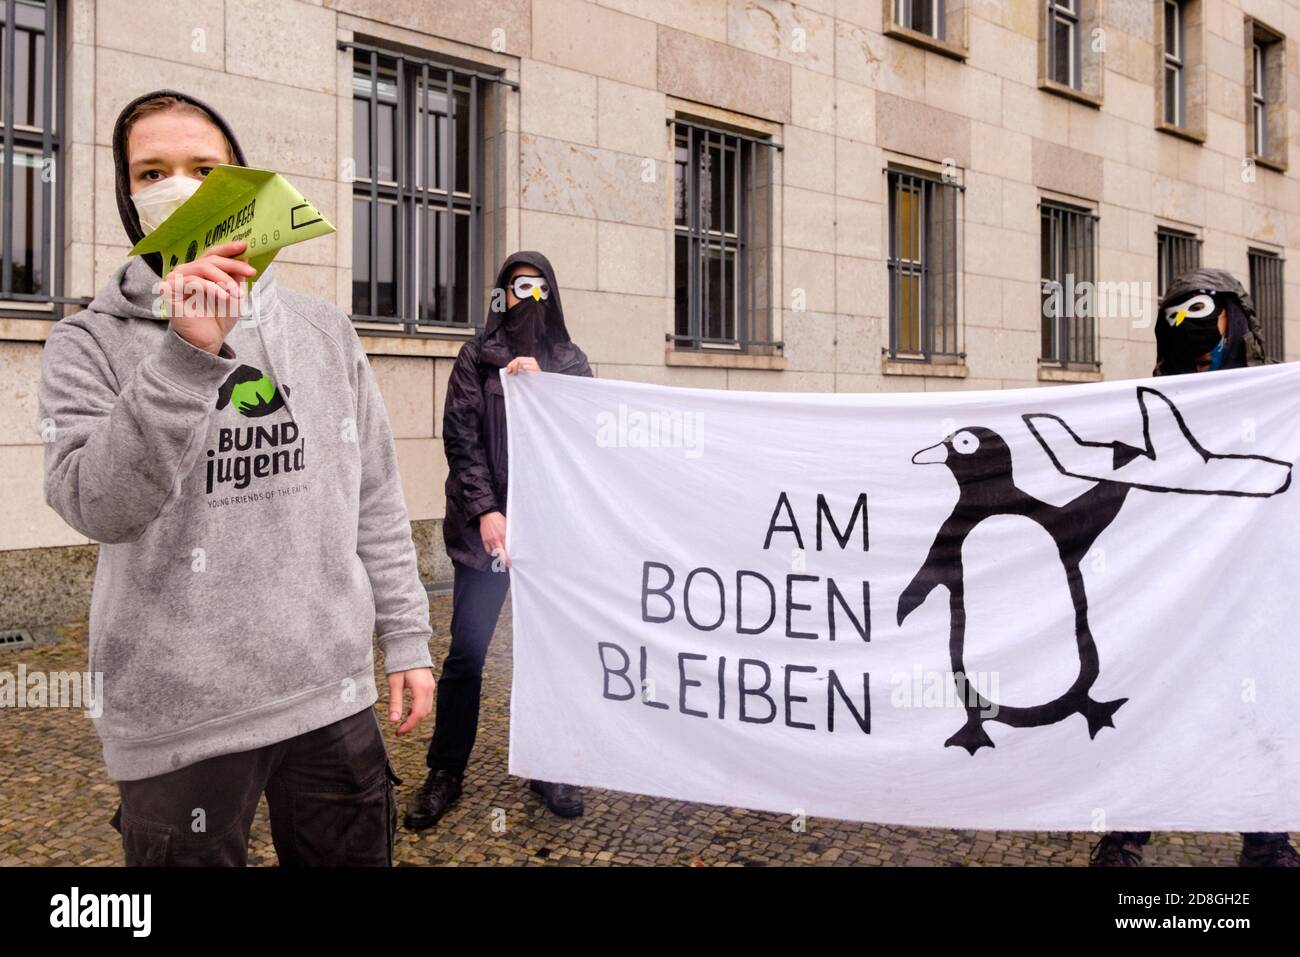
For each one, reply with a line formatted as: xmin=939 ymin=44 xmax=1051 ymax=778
xmin=503 ymin=363 xmax=1300 ymax=831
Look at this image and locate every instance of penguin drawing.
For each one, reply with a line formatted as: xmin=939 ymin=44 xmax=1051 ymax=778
xmin=896 ymin=426 xmax=1130 ymax=754
xmin=897 ymin=386 xmax=1293 ymax=755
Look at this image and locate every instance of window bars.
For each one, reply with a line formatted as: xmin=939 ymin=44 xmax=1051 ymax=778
xmin=1156 ymin=226 xmax=1200 ymax=298
xmin=1249 ymin=248 xmax=1284 ymax=363
xmin=0 ymin=0 xmax=79 ymax=311
xmin=671 ymin=117 xmax=780 ymax=352
xmin=887 ymin=169 xmax=961 ymax=360
xmin=345 ymin=40 xmax=514 ymax=335
xmin=1040 ymin=200 xmax=1098 ymax=366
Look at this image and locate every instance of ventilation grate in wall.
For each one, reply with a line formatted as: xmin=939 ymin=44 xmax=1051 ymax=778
xmin=0 ymin=629 xmax=35 ymax=652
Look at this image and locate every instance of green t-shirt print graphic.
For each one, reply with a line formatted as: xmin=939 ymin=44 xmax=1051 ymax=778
xmin=215 ymin=364 xmax=290 ymax=418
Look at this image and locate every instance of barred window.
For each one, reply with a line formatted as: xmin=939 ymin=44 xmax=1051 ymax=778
xmin=1040 ymin=201 xmax=1097 ymax=366
xmin=1 ymin=0 xmax=64 ymax=309
xmin=1249 ymin=249 xmax=1284 ymax=363
xmin=886 ymin=169 xmax=960 ymax=359
xmin=349 ymin=42 xmax=504 ymax=333
xmin=1156 ymin=226 xmax=1200 ymax=298
xmin=672 ymin=118 xmax=778 ymax=352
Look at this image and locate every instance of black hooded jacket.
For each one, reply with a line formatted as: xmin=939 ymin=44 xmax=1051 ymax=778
xmin=1154 ymin=267 xmax=1267 ymax=376
xmin=442 ymin=251 xmax=592 ymax=569
xmin=112 ymin=89 xmax=249 ymax=273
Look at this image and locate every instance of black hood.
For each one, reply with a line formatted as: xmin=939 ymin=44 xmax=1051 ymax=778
xmin=112 ymin=89 xmax=248 ymax=270
xmin=482 ymin=250 xmax=571 ymax=346
xmin=1154 ymin=266 xmax=1267 ymax=374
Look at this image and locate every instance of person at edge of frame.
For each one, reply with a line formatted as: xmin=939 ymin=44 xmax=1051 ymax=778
xmin=1090 ymin=267 xmax=1298 ymax=868
xmin=36 ymin=90 xmax=434 ymax=866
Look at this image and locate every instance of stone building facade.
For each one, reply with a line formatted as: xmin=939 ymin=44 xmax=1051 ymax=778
xmin=1 ymin=0 xmax=1297 ymax=627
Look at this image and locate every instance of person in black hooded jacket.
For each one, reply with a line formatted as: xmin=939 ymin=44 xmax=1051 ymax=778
xmin=406 ymin=251 xmax=592 ymax=829
xmin=1089 ymin=267 xmax=1297 ymax=868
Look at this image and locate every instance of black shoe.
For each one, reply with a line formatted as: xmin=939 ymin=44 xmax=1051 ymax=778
xmin=528 ymin=779 xmax=584 ymax=819
xmin=404 ymin=769 xmax=463 ymax=831
xmin=1089 ymin=833 xmax=1144 ymax=867
xmin=1240 ymin=838 xmax=1300 ymax=867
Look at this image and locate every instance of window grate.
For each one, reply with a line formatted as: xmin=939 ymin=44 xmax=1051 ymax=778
xmin=671 ymin=118 xmax=780 ymax=352
xmin=887 ymin=169 xmax=961 ymax=359
xmin=1040 ymin=201 xmax=1098 ymax=367
xmin=345 ymin=40 xmax=506 ymax=335
xmin=1249 ymin=249 xmax=1284 ymax=363
xmin=1156 ymin=227 xmax=1201 ymax=298
xmin=0 ymin=0 xmax=83 ymax=313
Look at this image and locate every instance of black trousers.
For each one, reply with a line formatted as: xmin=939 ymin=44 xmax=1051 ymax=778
xmin=112 ymin=708 xmax=400 ymax=867
xmin=1115 ymin=832 xmax=1288 ymax=848
xmin=425 ymin=559 xmax=511 ymax=774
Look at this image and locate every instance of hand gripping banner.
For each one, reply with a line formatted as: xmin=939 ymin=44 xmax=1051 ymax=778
xmin=502 ymin=363 xmax=1300 ymax=831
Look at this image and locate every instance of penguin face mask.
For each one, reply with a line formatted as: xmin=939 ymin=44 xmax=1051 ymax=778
xmin=1162 ymin=292 xmax=1217 ymax=328
xmin=511 ymin=276 xmax=550 ymax=302
xmin=1158 ymin=290 xmax=1228 ymax=372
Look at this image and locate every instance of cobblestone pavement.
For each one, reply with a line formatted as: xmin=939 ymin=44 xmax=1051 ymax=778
xmin=0 ymin=594 xmax=1252 ymax=867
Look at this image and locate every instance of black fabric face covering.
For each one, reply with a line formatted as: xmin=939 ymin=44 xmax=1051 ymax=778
xmin=1159 ymin=313 xmax=1224 ymax=372
xmin=502 ymin=296 xmax=546 ymax=357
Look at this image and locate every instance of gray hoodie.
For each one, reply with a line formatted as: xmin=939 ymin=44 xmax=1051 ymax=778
xmin=38 ymin=247 xmax=432 ymax=781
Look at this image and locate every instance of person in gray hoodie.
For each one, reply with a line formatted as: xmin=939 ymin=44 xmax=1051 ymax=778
xmin=37 ymin=90 xmax=434 ymax=866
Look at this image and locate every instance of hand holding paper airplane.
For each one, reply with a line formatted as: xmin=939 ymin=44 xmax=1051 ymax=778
xmin=129 ymin=164 xmax=335 ymax=279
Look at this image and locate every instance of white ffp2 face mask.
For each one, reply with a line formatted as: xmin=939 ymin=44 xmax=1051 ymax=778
xmin=132 ymin=174 xmax=203 ymax=234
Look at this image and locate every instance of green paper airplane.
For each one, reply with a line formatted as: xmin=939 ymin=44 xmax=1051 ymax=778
xmin=129 ymin=164 xmax=335 ymax=278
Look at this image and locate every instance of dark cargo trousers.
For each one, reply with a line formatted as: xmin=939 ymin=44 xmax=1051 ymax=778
xmin=111 ymin=707 xmax=400 ymax=867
